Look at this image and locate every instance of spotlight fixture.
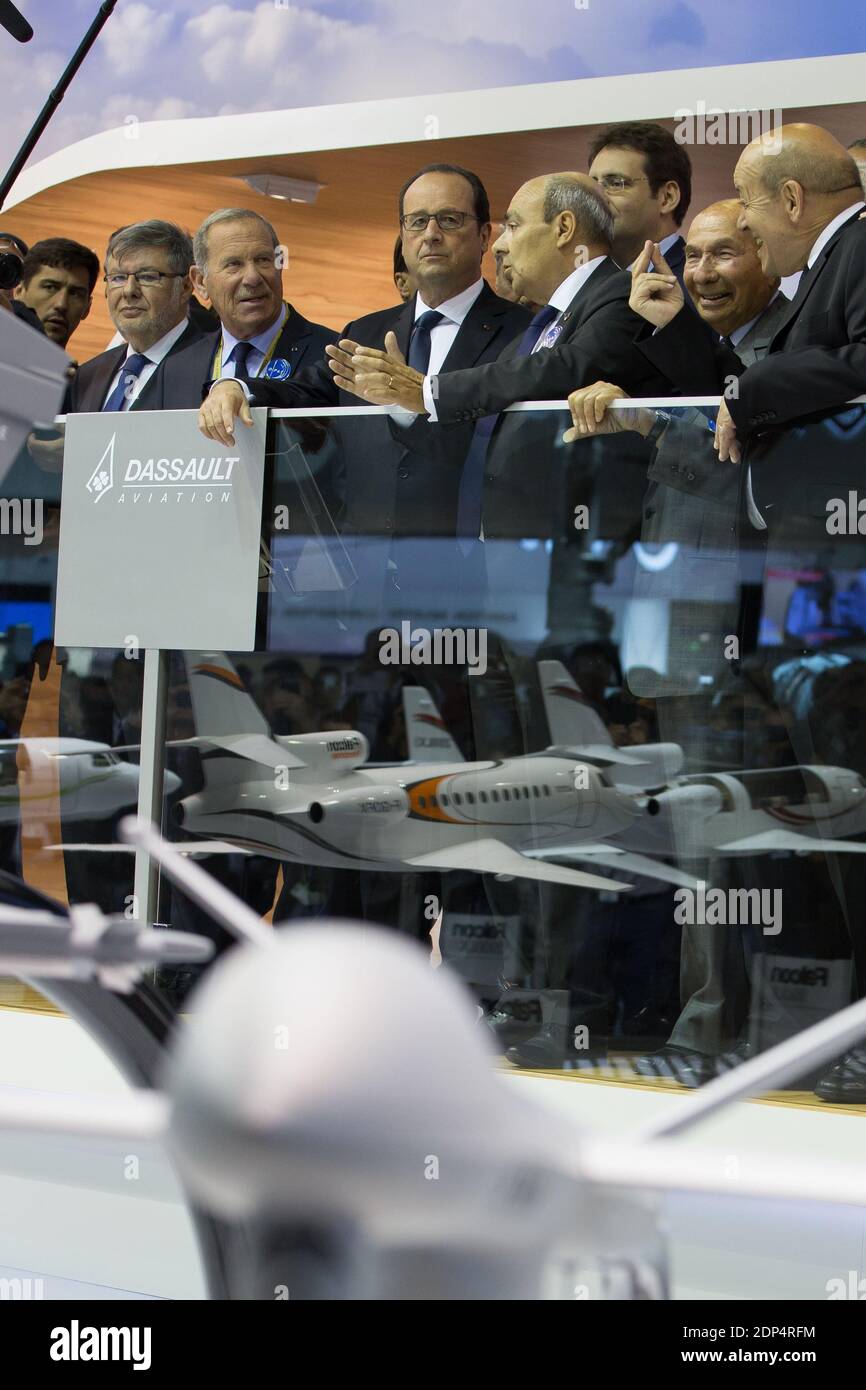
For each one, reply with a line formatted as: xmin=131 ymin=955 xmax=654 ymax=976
xmin=241 ymin=174 xmax=324 ymax=204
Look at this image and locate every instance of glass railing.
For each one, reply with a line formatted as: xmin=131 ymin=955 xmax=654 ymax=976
xmin=5 ymin=395 xmax=866 ymax=1113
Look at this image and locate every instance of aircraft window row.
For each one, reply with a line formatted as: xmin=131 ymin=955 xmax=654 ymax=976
xmin=421 ymin=785 xmax=555 ymax=810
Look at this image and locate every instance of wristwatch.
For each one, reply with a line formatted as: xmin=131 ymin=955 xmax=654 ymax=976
xmin=645 ymin=409 xmax=673 ymax=449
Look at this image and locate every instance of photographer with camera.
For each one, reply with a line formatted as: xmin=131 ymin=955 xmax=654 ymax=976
xmin=0 ymin=232 xmax=42 ymax=332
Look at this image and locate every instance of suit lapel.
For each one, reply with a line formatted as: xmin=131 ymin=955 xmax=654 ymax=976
xmin=391 ymin=297 xmax=416 ymax=361
xmin=267 ymin=307 xmax=326 ymax=379
xmin=738 ymin=293 xmax=793 ymax=363
xmin=440 ymin=284 xmax=507 ymax=371
xmin=769 ymin=209 xmax=863 ymax=347
xmin=132 ymin=320 xmax=203 ymax=410
xmin=82 ymin=345 xmax=126 ymax=411
xmin=554 ymin=258 xmax=621 ymax=341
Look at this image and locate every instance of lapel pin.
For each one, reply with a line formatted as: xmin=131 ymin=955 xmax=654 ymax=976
xmin=263 ymin=358 xmax=292 ymax=380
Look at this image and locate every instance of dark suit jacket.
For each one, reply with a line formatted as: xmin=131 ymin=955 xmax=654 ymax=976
xmin=631 ymin=293 xmax=791 ymax=695
xmin=643 ymin=290 xmax=792 ymax=547
xmin=428 ymin=258 xmax=671 ymax=538
xmin=156 ymin=304 xmax=335 ymax=410
xmin=65 ymin=317 xmax=204 ymax=413
xmin=637 ymin=208 xmax=866 ymax=532
xmin=248 ymin=282 xmax=531 ymax=536
xmin=639 ymin=210 xmax=866 ymax=435
xmin=660 ymin=234 xmax=686 ymax=290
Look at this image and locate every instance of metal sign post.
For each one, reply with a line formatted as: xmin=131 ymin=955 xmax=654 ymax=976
xmin=55 ymin=407 xmax=268 ymax=924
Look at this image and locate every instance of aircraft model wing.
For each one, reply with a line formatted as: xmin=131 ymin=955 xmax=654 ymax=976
xmin=162 ymin=734 xmax=306 ymax=768
xmin=527 ymin=846 xmax=702 ymax=890
xmin=405 ymin=837 xmax=631 ymax=892
xmin=718 ymin=829 xmax=866 ymax=854
xmin=46 ymin=840 xmax=252 ymax=857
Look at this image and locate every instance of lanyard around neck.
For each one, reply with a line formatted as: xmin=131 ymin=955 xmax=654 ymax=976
xmin=212 ymin=302 xmax=289 ymax=379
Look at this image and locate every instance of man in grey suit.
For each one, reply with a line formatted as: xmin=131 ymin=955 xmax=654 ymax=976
xmin=566 ymin=199 xmax=789 ymax=696
xmin=563 ymin=200 xmax=790 ymax=1079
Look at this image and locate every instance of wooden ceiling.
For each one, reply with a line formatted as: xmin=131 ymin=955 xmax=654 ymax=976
xmin=7 ymin=101 xmax=866 ymax=364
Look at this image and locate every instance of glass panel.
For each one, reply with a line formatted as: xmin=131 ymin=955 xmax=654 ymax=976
xmin=7 ymin=399 xmax=866 ymax=1117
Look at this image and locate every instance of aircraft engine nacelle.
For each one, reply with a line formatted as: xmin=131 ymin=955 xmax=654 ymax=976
xmin=276 ymin=730 xmax=369 ymax=773
xmin=309 ymin=785 xmax=410 ymax=826
xmin=646 ymin=783 xmax=724 ymax=827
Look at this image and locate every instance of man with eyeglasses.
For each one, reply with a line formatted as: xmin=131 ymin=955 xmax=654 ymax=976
xmin=587 ymin=121 xmax=692 ymax=288
xmin=66 ymin=220 xmax=203 ymax=413
xmin=198 ymin=163 xmax=530 ymax=538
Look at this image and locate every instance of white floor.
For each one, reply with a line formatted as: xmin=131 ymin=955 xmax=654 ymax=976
xmin=506 ymin=1072 xmax=866 ymax=1300
xmin=1 ymin=1008 xmax=864 ymax=1300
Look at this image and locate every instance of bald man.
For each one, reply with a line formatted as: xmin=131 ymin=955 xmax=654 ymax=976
xmin=504 ymin=203 xmax=790 ymax=1076
xmin=324 ymin=172 xmax=670 ymax=540
xmin=628 ymin=123 xmax=865 ymax=516
xmin=564 ymin=197 xmax=789 ymax=674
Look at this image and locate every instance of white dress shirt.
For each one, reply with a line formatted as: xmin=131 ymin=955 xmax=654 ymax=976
xmin=408 ymin=278 xmax=483 ymax=422
xmin=102 ymin=316 xmax=189 ymax=410
xmin=806 ymin=200 xmax=866 ymax=268
xmin=422 ymin=259 xmax=606 ymax=420
xmin=218 ymin=303 xmax=287 ymax=379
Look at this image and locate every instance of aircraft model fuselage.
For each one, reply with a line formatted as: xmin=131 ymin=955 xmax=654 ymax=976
xmin=177 ymin=748 xmax=640 ymax=874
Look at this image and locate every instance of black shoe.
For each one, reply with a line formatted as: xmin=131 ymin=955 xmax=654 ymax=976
xmin=814 ymin=1047 xmax=866 ymax=1104
xmin=505 ymin=1022 xmax=607 ymax=1070
xmin=632 ymin=1044 xmax=719 ymax=1088
xmin=485 ymin=1008 xmax=539 ymax=1050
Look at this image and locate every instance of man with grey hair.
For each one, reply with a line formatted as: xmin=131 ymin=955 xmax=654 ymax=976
xmin=159 ymin=207 xmax=334 ymax=408
xmin=66 ymin=220 xmax=203 ymax=413
xmin=323 ymin=171 xmax=669 ymax=539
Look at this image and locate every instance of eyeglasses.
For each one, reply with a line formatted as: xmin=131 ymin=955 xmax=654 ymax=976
xmin=400 ymin=210 xmax=479 ymax=233
xmin=591 ymin=175 xmax=650 ymax=192
xmin=103 ymin=270 xmax=184 ymax=289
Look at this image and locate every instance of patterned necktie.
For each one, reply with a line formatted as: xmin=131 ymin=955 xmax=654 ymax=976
xmin=101 ymin=352 xmax=150 ymax=412
xmin=455 ymin=304 xmax=560 ymax=541
xmin=516 ymin=303 xmax=559 ymax=354
xmin=228 ymin=339 xmax=256 ymax=379
xmin=407 ymin=309 xmax=444 ymax=373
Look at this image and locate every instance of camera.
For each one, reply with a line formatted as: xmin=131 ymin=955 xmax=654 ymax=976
xmin=0 ymin=250 xmax=23 ymax=291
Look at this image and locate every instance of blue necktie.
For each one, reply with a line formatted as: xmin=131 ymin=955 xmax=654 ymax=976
xmin=102 ymin=352 xmax=150 ymax=412
xmin=456 ymin=304 xmax=559 ymax=541
xmin=227 ymin=340 xmax=255 ymax=378
xmin=407 ymin=309 xmax=444 ymax=373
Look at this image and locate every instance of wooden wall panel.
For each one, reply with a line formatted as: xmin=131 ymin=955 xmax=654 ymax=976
xmin=6 ymin=100 xmax=865 ymax=364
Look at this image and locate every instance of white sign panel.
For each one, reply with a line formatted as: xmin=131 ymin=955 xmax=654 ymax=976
xmin=55 ymin=408 xmax=267 ymax=650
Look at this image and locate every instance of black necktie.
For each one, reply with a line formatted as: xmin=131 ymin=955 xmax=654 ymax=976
xmin=455 ymin=305 xmax=560 ymax=541
xmin=102 ymin=352 xmax=150 ymax=412
xmin=228 ymin=340 xmax=255 ymax=378
xmin=407 ymin=309 xmax=444 ymax=373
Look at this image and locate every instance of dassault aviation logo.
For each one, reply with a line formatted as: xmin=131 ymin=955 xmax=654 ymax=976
xmin=85 ymin=433 xmax=116 ymax=504
xmin=85 ymin=433 xmax=239 ymax=506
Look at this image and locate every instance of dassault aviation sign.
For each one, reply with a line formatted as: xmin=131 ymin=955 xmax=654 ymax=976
xmin=55 ymin=407 xmax=268 ymax=650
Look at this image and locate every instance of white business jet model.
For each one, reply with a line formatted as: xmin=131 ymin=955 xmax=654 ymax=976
xmin=174 ymin=655 xmax=866 ymax=892
xmin=0 ymin=737 xmax=180 ymax=834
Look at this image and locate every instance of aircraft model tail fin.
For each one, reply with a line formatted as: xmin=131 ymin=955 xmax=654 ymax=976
xmin=539 ymin=660 xmax=612 ymax=748
xmin=402 ymin=687 xmax=464 ymax=763
xmin=539 ymin=660 xmax=684 ymax=785
xmin=185 ymin=652 xmax=271 ymax=739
